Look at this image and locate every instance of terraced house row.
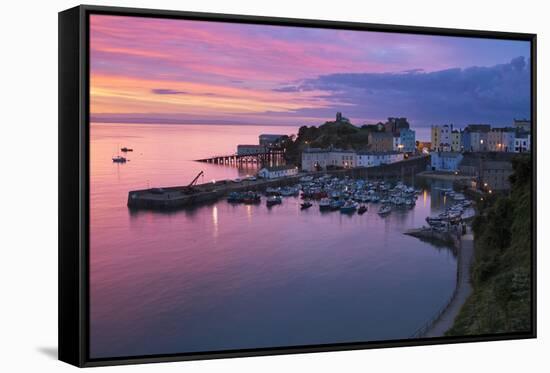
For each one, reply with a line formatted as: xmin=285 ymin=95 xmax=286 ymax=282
xmin=430 ymin=119 xmax=531 ymax=153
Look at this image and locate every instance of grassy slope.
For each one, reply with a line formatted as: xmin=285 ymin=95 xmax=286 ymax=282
xmin=446 ymin=157 xmax=532 ymax=335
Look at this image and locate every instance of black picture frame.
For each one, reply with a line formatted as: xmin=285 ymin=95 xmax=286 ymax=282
xmin=58 ymin=4 xmax=537 ymax=367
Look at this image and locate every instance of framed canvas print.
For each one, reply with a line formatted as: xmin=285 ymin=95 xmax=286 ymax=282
xmin=58 ymin=5 xmax=536 ymax=367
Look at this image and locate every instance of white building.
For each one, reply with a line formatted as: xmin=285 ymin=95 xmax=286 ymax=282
xmin=468 ymin=131 xmax=488 ymax=152
xmin=301 ymin=148 xmax=355 ymax=171
xmin=301 ymin=148 xmax=330 ymax=171
xmin=329 ymin=149 xmax=356 ymax=168
xmin=430 ymin=124 xmax=452 ymax=151
xmin=258 ymin=165 xmax=299 ymax=179
xmin=451 ymin=130 xmax=462 ymax=152
xmin=501 ymin=130 xmax=516 ymax=152
xmin=514 ymin=134 xmax=531 ymax=153
xmin=356 ymin=151 xmax=404 ymax=167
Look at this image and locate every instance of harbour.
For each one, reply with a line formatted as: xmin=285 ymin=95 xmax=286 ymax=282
xmin=127 ymin=155 xmax=430 ymax=209
xmin=90 ymin=123 xmax=459 ymax=357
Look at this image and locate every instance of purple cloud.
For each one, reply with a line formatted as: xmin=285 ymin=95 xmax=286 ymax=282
xmin=276 ymin=57 xmax=530 ymax=127
xmin=151 ymin=88 xmax=189 ymax=95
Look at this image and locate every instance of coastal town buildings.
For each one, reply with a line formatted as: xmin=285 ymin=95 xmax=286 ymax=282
xmin=301 ymin=148 xmax=330 ymax=171
xmin=513 ymin=118 xmax=531 ymax=132
xmin=451 ymin=130 xmax=462 ymax=152
xmin=237 ymin=144 xmax=267 ymax=155
xmin=356 ymin=151 xmax=404 ymax=167
xmin=301 ymin=148 xmax=356 ymax=171
xmin=463 ymin=124 xmax=490 ymax=152
xmin=481 ymin=161 xmax=514 ymax=190
xmin=258 ymin=165 xmax=299 ymax=179
xmin=430 ymin=151 xmax=464 ymax=171
xmin=329 ymin=149 xmax=356 ymax=168
xmin=399 ymin=128 xmax=416 ymax=153
xmin=458 ymin=152 xmax=517 ymax=191
xmin=301 ymin=147 xmax=404 ymax=171
xmin=430 ymin=124 xmax=452 ymax=151
xmin=384 ymin=117 xmax=410 ymax=134
xmin=238 ymin=134 xmax=286 ymax=155
xmin=514 ymin=132 xmax=531 ymax=153
xmin=417 ymin=141 xmax=432 ymax=154
xmin=487 ymin=128 xmax=504 ymax=152
xmin=259 ymin=134 xmax=285 ymax=147
xmin=502 ymin=129 xmax=517 ymax=152
xmin=392 ymin=134 xmax=401 ymax=152
xmin=368 ymin=131 xmax=394 ymax=152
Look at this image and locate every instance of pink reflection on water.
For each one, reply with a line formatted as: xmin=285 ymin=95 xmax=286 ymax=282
xmin=89 ymin=123 xmax=457 ymax=358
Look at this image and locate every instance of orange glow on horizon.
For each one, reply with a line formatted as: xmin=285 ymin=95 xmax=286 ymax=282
xmin=90 ymin=73 xmax=335 ymax=116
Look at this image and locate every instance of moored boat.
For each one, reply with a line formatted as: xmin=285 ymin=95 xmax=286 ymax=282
xmin=280 ymin=186 xmax=299 ymax=197
xmin=330 ymin=199 xmax=345 ymax=211
xmin=227 ymin=192 xmax=243 ymax=203
xmin=242 ymin=191 xmax=261 ymax=204
xmin=319 ymin=198 xmax=332 ymax=211
xmin=340 ymin=200 xmax=358 ymax=214
xmin=378 ymin=204 xmax=392 ymax=216
xmin=266 ymin=195 xmax=282 ymax=206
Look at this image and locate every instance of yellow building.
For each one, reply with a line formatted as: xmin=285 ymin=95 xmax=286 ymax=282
xmin=431 ymin=126 xmax=440 ymax=151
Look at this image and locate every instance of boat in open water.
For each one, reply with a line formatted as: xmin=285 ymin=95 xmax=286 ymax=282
xmin=112 ymin=155 xmax=127 ymax=163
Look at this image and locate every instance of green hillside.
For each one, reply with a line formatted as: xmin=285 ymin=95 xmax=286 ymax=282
xmin=446 ymin=156 xmax=532 ymax=335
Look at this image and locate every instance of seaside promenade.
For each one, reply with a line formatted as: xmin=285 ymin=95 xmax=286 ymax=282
xmin=423 ymin=228 xmax=474 ymax=337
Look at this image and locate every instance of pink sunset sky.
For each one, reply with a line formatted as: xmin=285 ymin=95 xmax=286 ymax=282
xmin=90 ymin=15 xmax=530 ymax=127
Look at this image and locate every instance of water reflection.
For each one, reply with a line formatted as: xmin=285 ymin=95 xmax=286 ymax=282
xmin=90 ymin=123 xmax=458 ymax=359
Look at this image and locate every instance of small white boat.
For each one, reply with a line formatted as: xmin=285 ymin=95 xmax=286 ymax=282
xmin=378 ymin=205 xmax=392 ymax=216
xmin=340 ymin=200 xmax=358 ymax=213
xmin=319 ymin=198 xmax=332 ymax=211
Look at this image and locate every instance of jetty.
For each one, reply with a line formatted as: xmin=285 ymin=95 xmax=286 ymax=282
xmin=405 ymin=226 xmax=462 ymax=248
xmin=127 ymin=156 xmax=429 ymax=210
xmin=127 ymin=175 xmax=301 ymax=209
xmin=195 ymin=148 xmax=284 ymax=165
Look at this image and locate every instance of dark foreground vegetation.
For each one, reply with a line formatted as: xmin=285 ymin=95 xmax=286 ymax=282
xmin=447 ymin=156 xmax=532 ymax=336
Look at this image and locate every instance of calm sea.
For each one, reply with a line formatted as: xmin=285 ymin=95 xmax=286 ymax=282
xmin=90 ymin=122 xmax=456 ymax=358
